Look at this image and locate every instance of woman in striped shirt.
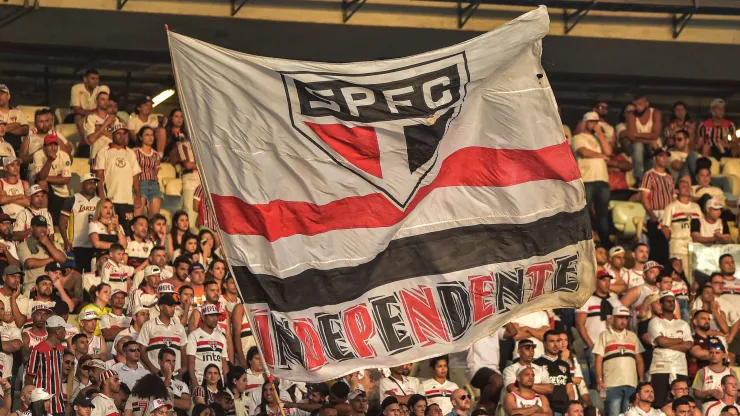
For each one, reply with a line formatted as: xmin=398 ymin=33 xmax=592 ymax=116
xmin=192 ymin=364 xmax=224 ymax=405
xmin=134 ymin=127 xmax=162 ymax=217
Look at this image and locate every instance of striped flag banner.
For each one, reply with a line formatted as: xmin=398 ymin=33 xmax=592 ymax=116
xmin=168 ymin=6 xmax=595 ymax=382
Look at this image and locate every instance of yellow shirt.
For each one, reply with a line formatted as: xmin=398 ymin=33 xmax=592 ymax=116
xmin=79 ymin=303 xmax=111 ymax=336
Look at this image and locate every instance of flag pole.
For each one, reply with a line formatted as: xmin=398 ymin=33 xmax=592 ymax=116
xmin=268 ymin=375 xmax=288 ymax=416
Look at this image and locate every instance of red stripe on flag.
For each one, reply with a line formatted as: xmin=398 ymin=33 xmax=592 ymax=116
xmin=213 ymin=142 xmax=580 ymax=241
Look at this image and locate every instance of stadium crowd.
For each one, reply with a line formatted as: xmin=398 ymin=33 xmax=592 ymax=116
xmin=0 ymin=70 xmax=739 ymax=416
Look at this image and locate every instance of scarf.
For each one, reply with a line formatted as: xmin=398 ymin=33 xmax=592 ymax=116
xmin=595 ymin=293 xmax=613 ymax=321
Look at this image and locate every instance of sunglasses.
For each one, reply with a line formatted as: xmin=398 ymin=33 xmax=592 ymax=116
xmin=520 ymin=345 xmax=535 ymax=350
xmin=63 ymin=360 xmax=74 ymax=365
xmin=128 ymin=348 xmax=140 ymax=353
xmin=458 ymin=395 xmax=470 ymax=400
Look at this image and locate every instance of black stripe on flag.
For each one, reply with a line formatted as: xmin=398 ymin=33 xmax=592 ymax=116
xmin=234 ymin=207 xmax=590 ymax=312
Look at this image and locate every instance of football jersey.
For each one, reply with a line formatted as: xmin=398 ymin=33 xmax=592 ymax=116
xmin=101 ymin=260 xmax=134 ymax=295
xmin=0 ymin=178 xmax=26 ymax=219
xmin=662 ymin=200 xmax=702 ymax=256
xmin=511 ymin=391 xmax=543 ymax=410
xmin=126 ymin=239 xmax=153 ymax=270
xmin=90 ymin=392 xmax=118 ymax=416
xmin=418 ymin=378 xmax=459 ymax=415
xmin=99 ymin=313 xmax=131 ymax=335
xmin=624 ymin=268 xmax=644 ymax=289
xmin=137 ymin=317 xmax=187 ymax=373
xmin=131 ymin=287 xmax=158 ymax=309
xmin=185 ymin=327 xmax=227 ymax=385
xmin=61 ymin=194 xmax=100 ymax=248
xmin=22 ymin=300 xmax=55 ymax=332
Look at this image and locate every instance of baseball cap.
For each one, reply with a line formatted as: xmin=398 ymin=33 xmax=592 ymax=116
xmin=188 ymin=262 xmax=205 ymax=273
xmin=80 ymin=173 xmax=99 ymax=183
xmin=655 ymin=148 xmax=671 ymax=157
xmin=515 ymin=366 xmax=534 ymax=377
xmin=348 ymin=390 xmax=366 ymax=401
xmin=0 ymin=85 xmax=8 ymax=94
xmin=98 ymin=369 xmax=118 ymax=384
xmin=157 ymin=282 xmax=175 ymax=294
xmin=31 ymin=215 xmax=48 ymax=228
xmin=158 ymin=294 xmax=178 ymax=306
xmin=659 ymin=290 xmax=675 ymax=300
xmin=31 ymin=304 xmax=53 ymax=315
xmin=43 ymin=133 xmax=60 ymax=146
xmin=79 ymin=310 xmax=100 ymax=321
xmin=3 ymin=265 xmax=22 ymax=276
xmin=109 ymin=122 xmax=127 ymax=133
xmin=583 ymin=111 xmax=599 ymax=122
xmin=62 ymin=255 xmax=76 ymax=270
xmin=27 ymin=185 xmax=46 ymax=197
xmin=710 ymin=98 xmax=726 ymax=109
xmin=111 ymin=289 xmax=126 ymax=298
xmin=381 ymin=397 xmax=399 ymax=411
xmin=29 ymin=388 xmax=53 ymax=403
xmin=147 ymin=398 xmax=172 ymax=414
xmin=0 ymin=213 xmax=15 ymax=224
xmin=73 ymin=395 xmax=96 ymax=409
xmin=608 ymin=246 xmax=625 ymax=259
xmin=137 ymin=96 xmax=154 ymax=106
xmin=706 ymin=197 xmax=724 ymax=210
xmin=643 ymin=261 xmax=664 ymax=274
xmin=45 ymin=262 xmax=62 ymax=273
xmin=597 ymin=270 xmax=611 ymax=280
xmin=612 ymin=306 xmax=631 ymax=317
xmin=708 ymin=336 xmax=726 ymax=352
xmin=201 ymin=304 xmax=219 ymax=316
xmin=132 ymin=305 xmax=148 ymax=315
xmin=144 ymin=265 xmax=161 ymax=277
xmin=46 ymin=315 xmax=71 ymax=329
xmin=2 ymin=157 xmax=20 ymax=167
xmin=35 ymin=275 xmax=52 ymax=285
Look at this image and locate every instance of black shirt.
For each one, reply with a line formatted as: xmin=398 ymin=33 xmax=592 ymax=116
xmin=533 ymin=355 xmax=572 ymax=413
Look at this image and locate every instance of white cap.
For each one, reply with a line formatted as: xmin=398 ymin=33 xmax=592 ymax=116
xmin=147 ymin=398 xmax=172 ymax=414
xmin=659 ymin=291 xmax=675 ymax=300
xmin=144 ymin=265 xmax=161 ymax=277
xmin=515 ymin=366 xmax=534 ymax=377
xmin=132 ymin=305 xmax=148 ymax=315
xmin=80 ymin=173 xmax=99 ymax=183
xmin=201 ymin=304 xmax=219 ymax=316
xmin=612 ymin=306 xmax=630 ymax=317
xmin=583 ymin=111 xmax=600 ymax=121
xmin=157 ymin=282 xmax=175 ymax=294
xmin=45 ymin=315 xmax=71 ymax=329
xmin=30 ymin=388 xmax=53 ymax=403
xmin=79 ymin=310 xmax=99 ymax=321
xmin=608 ymin=246 xmax=625 ymax=259
xmin=706 ymin=197 xmax=724 ymax=210
xmin=27 ymin=184 xmax=46 ymax=197
xmin=710 ymin=98 xmax=726 ymax=109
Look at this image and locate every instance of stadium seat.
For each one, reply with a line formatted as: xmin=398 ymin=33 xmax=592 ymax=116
xmin=722 ymin=159 xmax=740 ymax=178
xmin=17 ymin=105 xmax=45 ymax=125
xmin=610 ymin=200 xmax=646 ymax=240
xmin=117 ymin=111 xmax=130 ymax=122
xmin=55 ymin=123 xmax=83 ymax=151
xmin=165 ymin=178 xmax=182 ymax=196
xmin=158 ymin=162 xmax=177 ymax=188
xmin=69 ymin=172 xmax=81 ymax=195
xmin=708 ymin=156 xmax=721 ymax=176
xmin=71 ymin=157 xmax=91 ymax=176
xmin=722 ymin=174 xmax=740 ymax=197
xmin=55 ymin=108 xmax=71 ymax=125
xmin=160 ymin=208 xmax=172 ymax=225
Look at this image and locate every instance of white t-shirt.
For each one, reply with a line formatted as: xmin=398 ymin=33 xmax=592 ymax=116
xmin=25 ymin=131 xmax=70 ymax=160
xmin=418 ymin=378 xmax=458 ymax=415
xmin=648 ymin=316 xmax=693 ymax=375
xmin=502 ymin=362 xmax=551 ymax=389
xmin=32 ymin=150 xmax=72 ymax=197
xmin=186 ymin=327 xmax=227 ymax=385
xmin=91 ymin=393 xmax=118 ymax=416
xmin=692 ymin=366 xmax=736 ymax=395
xmin=572 ymin=133 xmax=608 ymax=183
xmin=111 ymin=361 xmax=151 ymax=390
xmin=378 ymin=375 xmax=420 ymax=401
xmin=99 ymin=312 xmax=131 ymax=333
xmin=624 ymin=406 xmax=666 ymax=416
xmin=71 ymin=83 xmax=110 ymax=110
xmin=466 ymin=327 xmax=505 ymax=380
xmin=0 ymin=108 xmax=27 ymax=129
xmin=0 ymin=178 xmax=26 ymax=219
xmin=668 ymin=150 xmax=688 ymax=178
xmin=14 ymin=207 xmax=54 ymax=236
xmin=662 ymin=200 xmax=702 ymax=256
xmin=703 ymin=401 xmax=740 ymax=416
xmin=576 ymin=294 xmax=621 ymax=344
xmin=99 ymin=259 xmax=133 ymax=295
xmin=624 ymin=268 xmax=645 ymax=289
xmin=0 ymin=140 xmax=14 ymax=161
xmin=127 ymin=114 xmax=159 ymax=134
xmin=95 ymin=145 xmax=141 ymax=205
xmin=137 ymin=317 xmax=187 ymax=373
xmin=0 ymin=325 xmax=20 ymax=377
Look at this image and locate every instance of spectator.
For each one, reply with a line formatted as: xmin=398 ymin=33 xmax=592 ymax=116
xmin=145 ymin=245 xmax=172 ymax=283
xmin=379 ymin=364 xmax=420 ymax=403
xmin=557 ymin=333 xmax=587 ymax=407
xmin=565 ymin=401 xmax=583 ymax=416
xmin=637 ymin=273 xmax=682 ymax=324
xmin=692 ymin=306 xmax=730 ymax=373
xmin=33 ymin=133 xmax=72 ymax=226
xmin=79 ymin=309 xmax=107 ymax=360
xmin=623 ymin=383 xmax=661 ymax=416
xmin=418 ymin=356 xmax=459 ymax=415
xmin=697 ymin=99 xmax=738 ymax=160
xmin=21 ymin=109 xmax=72 ymax=167
xmin=173 ymin=234 xmax=201 ymax=265
xmin=573 ymin=111 xmax=612 ymax=248
xmin=95 ymin=123 xmax=142 ymax=232
xmin=17 ymin=215 xmax=67 ymax=296
xmin=0 ymin=265 xmax=28 ymax=328
xmin=166 ymin=211 xmax=192 ymax=261
xmin=502 ymin=339 xmax=553 ymax=395
xmin=502 ymin=367 xmax=552 ymax=416
xmin=0 ymin=121 xmax=16 ymax=160
xmin=186 ymin=303 xmax=227 ymax=387
xmin=648 ymin=291 xmax=693 ymax=408
xmin=187 ymin=280 xmax=231 ymax=342
xmin=99 ymin=244 xmax=132 ymax=296
xmin=25 ymin=271 xmax=74 ymax=329
xmin=593 ymin=306 xmax=644 ymax=416
xmin=693 ymin=166 xmax=726 ymax=206
xmin=640 ymin=148 xmax=674 ymax=265
xmin=132 ymin=265 xmax=160 ymax=309
xmin=111 ymin=305 xmax=148 ymax=356
xmin=604 ymin=246 xmax=628 ymax=294
xmin=665 ymin=102 xmax=696 ymax=145
xmin=665 ymin=396 xmax=694 ymax=416
xmin=693 ymin=337 xmax=737 ymax=402
xmin=0 ymin=157 xmax=29 ymax=220
xmin=225 ymin=366 xmax=250 ymax=416
xmin=111 ymin=340 xmax=149 ymax=391
xmin=79 ymin=283 xmax=111 ymax=336
xmin=149 ymin=214 xmax=168 ymax=250
xmin=192 ymin=363 xmax=225 ymax=405
xmin=466 ymin=324 xmax=517 ymax=414
xmin=0 ymin=213 xmax=20 ymax=275
xmin=668 ymin=258 xmax=691 ymax=321
xmin=533 ymin=330 xmax=575 ymax=415
xmin=662 ymin=381 xmax=691 ymax=416
xmin=125 ymin=373 xmax=170 ymax=416
xmin=662 ymin=178 xmax=702 ymax=272
xmin=133 ymin=127 xmax=162 ymax=217
xmin=88 ymin=199 xmax=127 ymax=254
xmin=157 ymin=347 xmax=192 ymax=411
xmin=668 ymin=129 xmax=691 ymax=180
xmin=575 ymin=102 xmax=615 ymax=142
xmin=175 ymin=135 xmax=201 ymax=231
xmin=155 ymin=108 xmax=187 ymax=158
xmin=99 ymin=289 xmax=129 ymax=343
xmin=91 ymin=370 xmax=121 ymax=416
xmin=0 ymin=84 xmax=29 ymax=153
xmin=59 ymin=173 xmax=101 ymax=272
xmin=620 ymin=260 xmax=662 ymax=329
xmin=13 ymin=185 xmax=53 ymax=242
xmin=84 ymin=91 xmax=116 ymax=161
xmin=511 ymin=310 xmax=551 ymax=359
xmin=197 ymin=230 xmax=219 ymax=269
xmin=446 ymin=389 xmax=471 ymax=416
xmin=127 ymin=97 xmax=159 ymax=145
xmin=575 ymin=271 xmax=620 ymax=381
xmin=625 ymin=96 xmax=663 ymax=182
xmin=72 ymin=395 xmax=96 ymax=416
xmin=692 ymin=198 xmax=732 ymax=245
xmin=623 ymin=243 xmax=649 ymax=288
xmin=71 ymin=69 xmax=110 ymax=139
xmin=138 ymin=294 xmax=187 ymax=376
xmin=407 ymin=394 xmax=426 ymax=416
xmin=606 ymin=147 xmax=635 ymax=202
xmin=702 ymin=376 xmax=740 ymax=416
xmin=25 ymin=315 xmax=71 ymax=415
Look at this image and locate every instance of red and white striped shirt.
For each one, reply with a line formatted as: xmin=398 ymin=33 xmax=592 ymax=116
xmin=194 ymin=185 xmax=216 ymax=230
xmin=134 ymin=147 xmax=160 ymax=181
xmin=640 ymin=169 xmax=675 ymax=213
xmin=177 ymin=141 xmax=197 ymax=174
xmin=26 ymin=340 xmax=66 ymax=414
xmin=699 ymin=118 xmax=737 ymax=158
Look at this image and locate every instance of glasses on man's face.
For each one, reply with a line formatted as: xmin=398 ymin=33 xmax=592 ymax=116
xmin=458 ymin=395 xmax=469 ymax=401
xmin=128 ymin=348 xmax=140 ymax=353
xmin=63 ymin=360 xmax=74 ymax=365
xmin=673 ymin=387 xmax=689 ymax=393
xmin=521 ymin=345 xmax=535 ymax=350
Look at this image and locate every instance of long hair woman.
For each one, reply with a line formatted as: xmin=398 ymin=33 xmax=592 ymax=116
xmin=166 ymin=210 xmax=192 ymax=260
xmin=173 ymin=234 xmax=200 ymax=265
xmin=28 ymin=388 xmax=53 ymax=416
xmin=79 ymin=284 xmax=111 ymax=335
xmin=88 ymin=198 xmax=127 ymax=254
xmin=198 ymin=229 xmax=219 ymax=269
xmin=257 ymin=380 xmax=282 ymax=416
xmin=664 ymin=101 xmax=695 ymax=147
xmin=133 ymin=126 xmax=162 ymax=217
xmin=156 ymin=108 xmax=187 ymax=159
xmin=419 ymin=356 xmax=458 ymax=415
xmin=193 ymin=364 xmax=225 ymax=405
xmin=125 ymin=374 xmax=170 ymax=416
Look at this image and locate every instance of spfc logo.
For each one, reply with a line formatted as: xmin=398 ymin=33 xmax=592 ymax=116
xmin=282 ymin=53 xmax=470 ymax=208
xmin=209 ymin=341 xmax=218 ymax=350
xmin=163 ymin=337 xmax=173 ymax=346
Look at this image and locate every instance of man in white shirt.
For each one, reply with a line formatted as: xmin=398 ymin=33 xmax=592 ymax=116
xmin=111 ymin=340 xmax=150 ymax=390
xmin=691 ymin=198 xmax=732 ymax=245
xmin=572 ymin=111 xmax=613 ymax=250
xmin=379 ymin=364 xmax=420 ymax=403
xmin=85 ymin=91 xmax=117 ymax=161
xmin=95 ymin=122 xmax=142 ymax=232
xmin=71 ymin=69 xmax=110 ymax=138
xmin=20 ymin=108 xmax=72 ymax=167
xmin=0 ymin=84 xmax=29 ymax=153
xmin=662 ymin=178 xmax=702 ymax=273
xmin=604 ymin=246 xmax=628 ymax=294
xmin=0 ymin=122 xmax=16 ymax=162
xmin=127 ymin=96 xmax=159 ymax=143
xmin=702 ymin=375 xmax=740 ymax=416
xmin=13 ymin=184 xmax=53 ymax=242
xmin=623 ymin=243 xmax=649 ymax=289
xmin=502 ymin=339 xmax=553 ymax=396
xmin=624 ymin=383 xmax=664 ymax=416
xmin=91 ymin=369 xmax=121 ymax=416
xmin=33 ymin=133 xmax=72 ymax=227
xmin=59 ymin=173 xmax=100 ymax=273
xmin=511 ymin=311 xmax=551 ymax=359
xmin=186 ymin=304 xmax=227 ymax=387
xmin=649 ymin=291 xmax=694 ymax=408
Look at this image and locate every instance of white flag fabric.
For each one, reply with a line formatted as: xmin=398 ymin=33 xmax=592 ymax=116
xmin=168 ymin=5 xmax=595 ymax=382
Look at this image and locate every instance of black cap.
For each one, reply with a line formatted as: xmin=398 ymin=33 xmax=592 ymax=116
xmin=73 ymin=395 xmax=96 ymax=409
xmin=381 ymin=397 xmax=399 ymax=411
xmin=330 ymin=382 xmax=350 ymax=399
xmin=31 ymin=215 xmax=48 ymax=227
xmin=518 ymin=339 xmax=535 ymax=348
xmin=158 ymin=294 xmax=178 ymax=306
xmin=308 ymin=382 xmax=330 ymax=396
xmin=35 ymin=275 xmax=52 ymax=285
xmin=708 ymin=336 xmax=726 ymax=352
xmin=45 ymin=263 xmax=62 ymax=273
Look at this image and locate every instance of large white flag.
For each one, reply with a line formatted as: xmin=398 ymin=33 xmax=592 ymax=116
xmin=168 ymin=6 xmax=595 ymax=382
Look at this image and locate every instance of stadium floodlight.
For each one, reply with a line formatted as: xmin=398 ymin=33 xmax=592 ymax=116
xmin=152 ymin=89 xmax=175 ymax=107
